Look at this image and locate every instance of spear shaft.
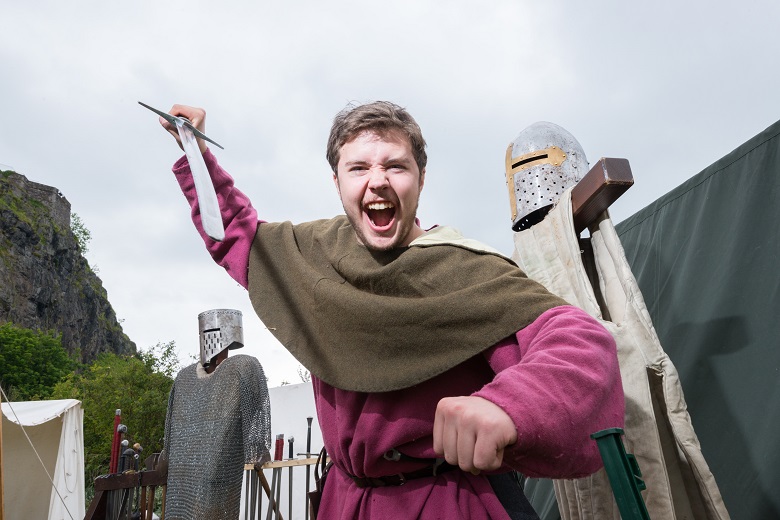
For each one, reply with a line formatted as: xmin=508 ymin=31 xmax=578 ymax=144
xmin=305 ymin=417 xmax=313 ymax=520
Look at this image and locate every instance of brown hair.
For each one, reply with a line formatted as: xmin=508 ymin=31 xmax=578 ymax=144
xmin=326 ymin=101 xmax=427 ymax=174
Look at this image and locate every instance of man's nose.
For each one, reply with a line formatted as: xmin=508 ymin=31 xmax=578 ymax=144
xmin=367 ymin=168 xmax=389 ymax=189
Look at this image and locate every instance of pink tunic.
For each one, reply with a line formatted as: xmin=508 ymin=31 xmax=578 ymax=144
xmin=173 ymin=151 xmax=625 ymax=519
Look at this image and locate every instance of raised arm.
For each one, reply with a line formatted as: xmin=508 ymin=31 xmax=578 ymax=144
xmin=162 ymin=105 xmax=259 ymax=288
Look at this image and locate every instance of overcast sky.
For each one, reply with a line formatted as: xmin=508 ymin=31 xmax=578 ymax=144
xmin=2 ymin=0 xmax=778 ymax=386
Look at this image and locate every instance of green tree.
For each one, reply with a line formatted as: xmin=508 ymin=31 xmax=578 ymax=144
xmin=51 ymin=342 xmax=178 ymax=498
xmin=0 ymin=322 xmax=77 ymax=400
xmin=71 ymin=212 xmax=91 ymax=254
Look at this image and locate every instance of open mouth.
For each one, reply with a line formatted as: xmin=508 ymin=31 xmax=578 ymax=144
xmin=365 ymin=201 xmax=396 ymax=230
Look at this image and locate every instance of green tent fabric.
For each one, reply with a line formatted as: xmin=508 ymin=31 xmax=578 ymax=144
xmin=616 ymin=119 xmax=780 ymax=518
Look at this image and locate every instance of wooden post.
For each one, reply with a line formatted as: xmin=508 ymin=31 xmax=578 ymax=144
xmin=571 ymin=158 xmax=634 ymax=233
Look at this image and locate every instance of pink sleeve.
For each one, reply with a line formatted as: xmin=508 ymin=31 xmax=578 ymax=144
xmin=473 ymin=305 xmax=624 ymax=479
xmin=172 ymin=149 xmax=259 ymax=288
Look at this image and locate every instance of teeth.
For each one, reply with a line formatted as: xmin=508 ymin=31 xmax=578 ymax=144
xmin=366 ymin=201 xmax=395 ymax=210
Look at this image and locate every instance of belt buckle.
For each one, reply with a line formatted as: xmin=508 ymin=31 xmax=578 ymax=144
xmin=383 ymin=449 xmax=402 ymax=462
xmin=432 ymin=458 xmax=446 ymax=476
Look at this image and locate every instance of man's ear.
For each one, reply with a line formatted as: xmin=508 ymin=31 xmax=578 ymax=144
xmin=333 ymin=172 xmax=340 ymax=194
xmin=419 ymin=168 xmax=426 ymax=190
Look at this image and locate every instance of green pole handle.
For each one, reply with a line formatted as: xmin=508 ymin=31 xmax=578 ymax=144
xmin=591 ymin=428 xmax=651 ymax=520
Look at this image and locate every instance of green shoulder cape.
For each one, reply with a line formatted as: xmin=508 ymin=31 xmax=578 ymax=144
xmin=247 ymin=216 xmax=565 ymax=392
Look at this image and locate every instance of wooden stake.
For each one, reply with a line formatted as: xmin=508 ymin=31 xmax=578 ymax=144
xmin=571 ymin=158 xmax=634 ymax=233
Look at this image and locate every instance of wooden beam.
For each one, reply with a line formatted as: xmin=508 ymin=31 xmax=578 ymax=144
xmin=245 ymin=456 xmax=321 ymax=470
xmin=83 ymin=489 xmax=107 ymax=520
xmin=93 ymin=469 xmax=166 ymax=491
xmin=571 ymin=158 xmax=634 ymax=233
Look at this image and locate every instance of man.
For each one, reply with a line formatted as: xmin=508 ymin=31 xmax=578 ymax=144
xmin=158 ymin=101 xmax=624 ymax=519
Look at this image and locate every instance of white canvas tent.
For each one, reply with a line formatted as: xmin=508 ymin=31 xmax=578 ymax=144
xmin=1 ymin=398 xmax=85 ymax=520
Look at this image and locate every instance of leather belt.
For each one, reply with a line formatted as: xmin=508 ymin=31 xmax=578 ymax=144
xmin=347 ymin=459 xmax=457 ymax=488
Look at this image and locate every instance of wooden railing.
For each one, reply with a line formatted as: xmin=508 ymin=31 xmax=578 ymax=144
xmin=243 ymin=456 xmax=321 ymax=520
xmin=84 ymin=469 xmax=166 ymax=520
xmin=84 ymin=456 xmax=322 ymax=520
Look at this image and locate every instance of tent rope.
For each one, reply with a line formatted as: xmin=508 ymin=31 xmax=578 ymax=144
xmin=0 ymin=386 xmax=76 ymax=520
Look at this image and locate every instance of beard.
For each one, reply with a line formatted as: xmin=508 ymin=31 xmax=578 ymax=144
xmin=342 ymin=197 xmax=420 ymax=251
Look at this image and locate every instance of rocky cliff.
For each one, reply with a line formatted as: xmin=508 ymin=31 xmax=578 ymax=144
xmin=0 ymin=169 xmax=136 ymax=362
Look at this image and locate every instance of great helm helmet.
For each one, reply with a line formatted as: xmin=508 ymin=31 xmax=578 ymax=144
xmin=505 ymin=122 xmax=589 ymax=231
xmin=198 ymin=309 xmax=244 ymax=366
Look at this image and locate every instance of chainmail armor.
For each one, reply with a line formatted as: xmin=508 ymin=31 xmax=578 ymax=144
xmin=161 ymin=354 xmax=271 ymax=519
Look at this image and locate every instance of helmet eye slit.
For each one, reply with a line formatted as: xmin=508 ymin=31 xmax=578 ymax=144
xmin=512 ymin=154 xmax=548 ymax=170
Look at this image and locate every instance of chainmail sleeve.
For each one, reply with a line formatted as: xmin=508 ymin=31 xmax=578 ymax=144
xmin=239 ymin=355 xmax=272 ymax=465
xmin=158 ymin=381 xmax=176 ymax=470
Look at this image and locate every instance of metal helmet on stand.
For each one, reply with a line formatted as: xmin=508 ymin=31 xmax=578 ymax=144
xmin=198 ymin=308 xmax=244 ymax=366
xmin=504 ymin=122 xmax=589 ymax=231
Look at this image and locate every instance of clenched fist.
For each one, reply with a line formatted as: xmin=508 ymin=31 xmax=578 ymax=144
xmin=433 ymin=396 xmax=517 ymax=474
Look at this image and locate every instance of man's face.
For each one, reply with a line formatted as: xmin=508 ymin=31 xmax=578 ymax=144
xmin=333 ymin=130 xmax=425 ymax=251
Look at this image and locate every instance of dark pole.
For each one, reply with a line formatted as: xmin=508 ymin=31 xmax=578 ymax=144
xmin=288 ymin=437 xmax=294 ymax=520
xmin=305 ymin=417 xmax=313 ymax=520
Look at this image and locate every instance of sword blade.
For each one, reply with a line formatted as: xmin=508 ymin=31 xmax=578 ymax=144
xmin=176 ymin=121 xmax=225 ymax=241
